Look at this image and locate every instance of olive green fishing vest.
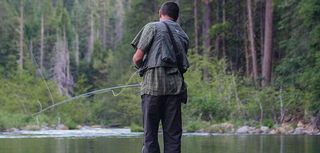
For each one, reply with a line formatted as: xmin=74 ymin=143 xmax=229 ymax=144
xmin=141 ymin=20 xmax=189 ymax=73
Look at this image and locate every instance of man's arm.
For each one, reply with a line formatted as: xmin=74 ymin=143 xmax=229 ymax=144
xmin=132 ymin=48 xmax=144 ymax=67
xmin=131 ymin=23 xmax=155 ymax=67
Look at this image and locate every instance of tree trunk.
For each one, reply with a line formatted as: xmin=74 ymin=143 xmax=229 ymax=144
xmin=64 ymin=29 xmax=73 ymax=95
xmin=244 ymin=26 xmax=251 ymax=77
xmin=86 ymin=12 xmax=95 ymax=63
xmin=115 ymin=0 xmax=124 ymax=46
xmin=234 ymin=0 xmax=242 ymax=71
xmin=53 ymin=34 xmax=65 ymax=95
xmin=18 ymin=0 xmax=24 ymax=70
xmin=215 ymin=0 xmax=221 ymax=57
xmin=222 ymin=0 xmax=226 ymax=58
xmin=246 ymin=0 xmax=259 ymax=86
xmin=243 ymin=0 xmax=251 ymax=77
xmin=203 ymin=0 xmax=212 ymax=81
xmin=40 ymin=15 xmax=44 ymax=70
xmin=262 ymin=0 xmax=273 ymax=87
xmin=101 ymin=1 xmax=107 ymax=48
xmin=75 ymin=32 xmax=80 ymax=67
xmin=203 ymin=0 xmax=212 ymax=57
xmin=29 ymin=39 xmax=33 ymax=64
xmin=54 ymin=29 xmax=73 ymax=96
xmin=194 ymin=0 xmax=200 ymax=54
xmin=260 ymin=0 xmax=265 ymax=63
xmin=73 ymin=0 xmax=80 ymax=67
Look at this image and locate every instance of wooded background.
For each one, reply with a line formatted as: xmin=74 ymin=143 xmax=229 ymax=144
xmin=0 ymin=0 xmax=319 ymax=130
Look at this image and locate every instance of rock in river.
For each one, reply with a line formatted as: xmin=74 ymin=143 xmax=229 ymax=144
xmin=237 ymin=126 xmax=250 ymax=134
xmin=260 ymin=126 xmax=270 ymax=134
xmin=293 ymin=127 xmax=304 ymax=135
xmin=56 ymin=124 xmax=69 ymax=130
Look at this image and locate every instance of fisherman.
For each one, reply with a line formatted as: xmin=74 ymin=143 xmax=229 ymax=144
xmin=131 ymin=2 xmax=189 ymax=153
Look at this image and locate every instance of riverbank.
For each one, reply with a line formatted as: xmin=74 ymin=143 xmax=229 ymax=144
xmin=2 ymin=121 xmax=320 ymax=136
xmin=187 ymin=121 xmax=320 ymax=135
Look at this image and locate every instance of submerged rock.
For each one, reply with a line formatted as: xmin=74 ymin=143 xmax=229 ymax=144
xmin=76 ymin=125 xmax=82 ymax=129
xmin=6 ymin=128 xmax=19 ymax=132
xmin=269 ymin=129 xmax=278 ymax=135
xmin=80 ymin=126 xmax=91 ymax=130
xmin=304 ymin=127 xmax=319 ymax=135
xmin=206 ymin=123 xmax=234 ymax=133
xmin=236 ymin=126 xmax=250 ymax=134
xmin=248 ymin=128 xmax=261 ymax=134
xmin=293 ymin=128 xmax=304 ymax=135
xmin=278 ymin=124 xmax=294 ymax=134
xmin=40 ymin=126 xmax=52 ymax=131
xmin=91 ymin=125 xmax=103 ymax=128
xmin=260 ymin=126 xmax=270 ymax=134
xmin=56 ymin=124 xmax=69 ymax=130
xmin=22 ymin=125 xmax=41 ymax=131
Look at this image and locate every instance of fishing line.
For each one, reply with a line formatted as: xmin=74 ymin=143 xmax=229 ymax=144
xmin=32 ymin=71 xmax=141 ymax=116
xmin=29 ymin=41 xmax=142 ymax=116
xmin=29 ymin=46 xmax=55 ymax=106
xmin=110 ymin=70 xmax=139 ymax=96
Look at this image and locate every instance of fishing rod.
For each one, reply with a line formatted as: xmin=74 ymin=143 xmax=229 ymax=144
xmin=32 ymin=83 xmax=140 ymax=116
xmin=29 ymin=42 xmax=55 ymax=106
xmin=29 ymin=42 xmax=141 ymax=117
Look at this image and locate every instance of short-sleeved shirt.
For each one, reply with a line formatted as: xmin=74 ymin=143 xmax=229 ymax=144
xmin=131 ymin=20 xmax=188 ymax=96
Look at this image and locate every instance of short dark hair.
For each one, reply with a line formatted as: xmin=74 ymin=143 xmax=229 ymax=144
xmin=160 ymin=2 xmax=179 ymax=21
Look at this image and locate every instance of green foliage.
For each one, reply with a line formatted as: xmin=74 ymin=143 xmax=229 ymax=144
xmin=0 ymin=110 xmax=27 ymax=131
xmin=0 ymin=71 xmax=93 ymax=129
xmin=185 ymin=54 xmax=238 ymax=122
xmin=185 ymin=120 xmax=208 ymax=132
xmin=0 ymin=0 xmax=18 ymax=74
xmin=275 ymin=0 xmax=320 ymax=115
xmin=263 ymin=119 xmax=274 ymax=128
xmin=209 ymin=22 xmax=231 ymax=38
xmin=130 ymin=123 xmax=143 ymax=132
xmin=0 ymin=71 xmax=61 ymax=115
xmin=184 ymin=54 xmax=309 ymax=125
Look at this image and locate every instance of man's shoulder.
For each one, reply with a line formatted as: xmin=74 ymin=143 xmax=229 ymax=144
xmin=144 ymin=22 xmax=159 ymax=29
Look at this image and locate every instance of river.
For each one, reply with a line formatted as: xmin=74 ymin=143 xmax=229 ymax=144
xmin=0 ymin=129 xmax=319 ymax=153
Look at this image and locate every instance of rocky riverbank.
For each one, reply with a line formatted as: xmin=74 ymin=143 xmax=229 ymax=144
xmin=2 ymin=121 xmax=320 ymax=135
xmin=194 ymin=121 xmax=320 ymax=135
xmin=4 ymin=124 xmax=107 ymax=133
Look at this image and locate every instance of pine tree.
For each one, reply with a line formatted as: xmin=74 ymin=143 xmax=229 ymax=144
xmin=247 ymin=0 xmax=259 ymax=86
xmin=262 ymin=0 xmax=273 ymax=86
xmin=18 ymin=0 xmax=25 ymax=70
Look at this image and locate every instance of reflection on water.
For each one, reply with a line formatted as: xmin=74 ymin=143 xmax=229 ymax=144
xmin=0 ymin=135 xmax=319 ymax=153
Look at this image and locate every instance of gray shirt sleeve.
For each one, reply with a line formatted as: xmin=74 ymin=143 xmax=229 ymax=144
xmin=131 ymin=23 xmax=155 ymax=54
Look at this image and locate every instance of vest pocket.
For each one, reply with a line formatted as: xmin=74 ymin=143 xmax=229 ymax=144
xmin=160 ymin=35 xmax=177 ymax=65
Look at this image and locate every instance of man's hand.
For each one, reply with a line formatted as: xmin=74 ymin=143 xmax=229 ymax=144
xmin=132 ymin=48 xmax=144 ymax=67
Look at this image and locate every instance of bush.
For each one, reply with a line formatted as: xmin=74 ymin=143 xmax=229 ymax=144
xmin=185 ymin=120 xmax=209 ymax=132
xmin=0 ymin=110 xmax=28 ymax=131
xmin=130 ymin=123 xmax=143 ymax=132
xmin=183 ymin=54 xmax=311 ymax=127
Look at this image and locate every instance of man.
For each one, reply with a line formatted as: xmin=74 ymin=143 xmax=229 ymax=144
xmin=131 ymin=2 xmax=189 ymax=153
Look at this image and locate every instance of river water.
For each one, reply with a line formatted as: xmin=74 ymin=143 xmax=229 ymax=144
xmin=0 ymin=129 xmax=319 ymax=153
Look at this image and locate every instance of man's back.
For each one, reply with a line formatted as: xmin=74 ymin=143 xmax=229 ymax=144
xmin=131 ymin=2 xmax=188 ymax=153
xmin=131 ymin=19 xmax=189 ymax=96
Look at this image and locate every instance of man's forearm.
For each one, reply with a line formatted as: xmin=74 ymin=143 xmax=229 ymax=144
xmin=133 ymin=48 xmax=144 ymax=67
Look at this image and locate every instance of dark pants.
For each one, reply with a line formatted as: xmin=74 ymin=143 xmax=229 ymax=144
xmin=141 ymin=94 xmax=182 ymax=153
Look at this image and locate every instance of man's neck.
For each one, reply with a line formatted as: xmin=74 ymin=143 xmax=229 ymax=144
xmin=160 ymin=16 xmax=174 ymax=22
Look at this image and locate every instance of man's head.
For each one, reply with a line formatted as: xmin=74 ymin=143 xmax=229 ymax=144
xmin=159 ymin=2 xmax=179 ymax=22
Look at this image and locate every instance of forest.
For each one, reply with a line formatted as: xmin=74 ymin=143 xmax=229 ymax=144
xmin=0 ymin=0 xmax=319 ymax=132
